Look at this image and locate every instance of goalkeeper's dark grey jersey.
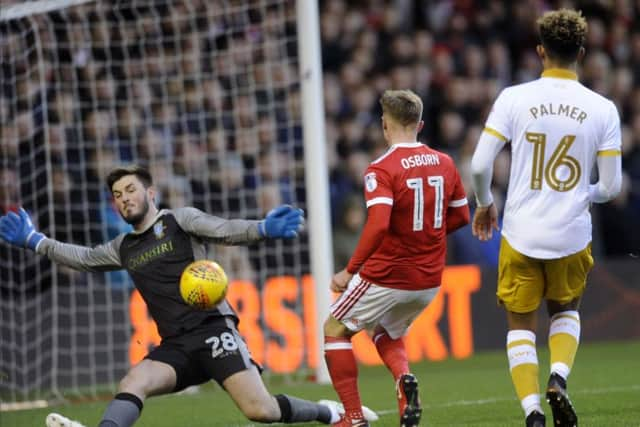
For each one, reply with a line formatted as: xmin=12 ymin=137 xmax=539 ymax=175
xmin=37 ymin=207 xmax=264 ymax=338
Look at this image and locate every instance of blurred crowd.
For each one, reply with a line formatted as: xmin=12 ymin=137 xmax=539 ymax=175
xmin=1 ymin=0 xmax=639 ymax=289
xmin=1 ymin=0 xmax=304 ymax=289
xmin=322 ymin=0 xmax=640 ymax=266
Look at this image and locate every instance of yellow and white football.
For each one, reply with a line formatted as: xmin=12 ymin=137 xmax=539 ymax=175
xmin=179 ymin=260 xmax=228 ymax=309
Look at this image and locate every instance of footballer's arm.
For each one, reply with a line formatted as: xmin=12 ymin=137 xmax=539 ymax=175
xmin=470 ymin=131 xmax=506 ymax=240
xmin=37 ymin=236 xmax=123 ymax=272
xmin=446 ymin=166 xmax=470 ymax=234
xmin=470 ymin=131 xmax=507 ymax=208
xmin=173 ymin=207 xmax=263 ymax=245
xmin=589 ymin=153 xmax=622 ymax=203
xmin=446 ymin=202 xmax=470 ymax=234
xmin=346 ymin=204 xmax=392 ymax=274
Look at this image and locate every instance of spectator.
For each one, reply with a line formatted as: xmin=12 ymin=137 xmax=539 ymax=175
xmin=2 ymin=0 xmax=640 ymax=270
xmin=332 ymin=194 xmax=366 ymax=270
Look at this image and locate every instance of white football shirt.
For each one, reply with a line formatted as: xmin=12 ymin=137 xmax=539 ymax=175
xmin=484 ymin=68 xmax=621 ymax=258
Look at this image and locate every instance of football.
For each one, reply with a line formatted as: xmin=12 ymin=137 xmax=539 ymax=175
xmin=179 ymin=260 xmax=228 ymax=309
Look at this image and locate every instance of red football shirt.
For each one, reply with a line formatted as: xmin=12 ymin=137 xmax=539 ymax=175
xmin=346 ymin=142 xmax=468 ymax=290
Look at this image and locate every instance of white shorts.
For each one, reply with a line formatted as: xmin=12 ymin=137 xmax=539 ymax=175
xmin=330 ymin=273 xmax=440 ymax=339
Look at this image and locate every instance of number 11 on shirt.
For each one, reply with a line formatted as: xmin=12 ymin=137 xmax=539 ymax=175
xmin=407 ymin=175 xmax=444 ymax=231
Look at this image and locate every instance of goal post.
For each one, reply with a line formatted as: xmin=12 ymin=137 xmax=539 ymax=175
xmin=296 ymin=0 xmax=332 ymax=385
xmin=0 ymin=0 xmax=332 ymax=403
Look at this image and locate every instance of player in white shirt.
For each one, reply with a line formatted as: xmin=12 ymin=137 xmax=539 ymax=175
xmin=470 ymin=9 xmax=622 ymax=427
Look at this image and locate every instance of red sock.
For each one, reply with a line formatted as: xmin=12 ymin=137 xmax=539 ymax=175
xmin=324 ymin=336 xmax=363 ymax=419
xmin=373 ymin=331 xmax=409 ymax=380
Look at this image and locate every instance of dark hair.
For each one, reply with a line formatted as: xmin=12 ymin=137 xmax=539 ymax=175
xmin=106 ymin=165 xmax=153 ymax=191
xmin=537 ymin=9 xmax=587 ymax=63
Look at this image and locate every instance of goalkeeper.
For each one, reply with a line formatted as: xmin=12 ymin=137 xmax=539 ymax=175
xmin=0 ymin=164 xmax=354 ymax=427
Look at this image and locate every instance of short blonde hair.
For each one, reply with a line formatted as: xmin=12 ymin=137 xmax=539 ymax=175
xmin=537 ymin=9 xmax=587 ymax=63
xmin=379 ymin=89 xmax=423 ymax=127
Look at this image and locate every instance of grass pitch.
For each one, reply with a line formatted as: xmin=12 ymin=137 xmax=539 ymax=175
xmin=3 ymin=340 xmax=639 ymax=426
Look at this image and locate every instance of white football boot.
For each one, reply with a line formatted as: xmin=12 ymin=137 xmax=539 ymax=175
xmin=318 ymin=399 xmax=379 ymax=422
xmin=45 ymin=413 xmax=87 ymax=427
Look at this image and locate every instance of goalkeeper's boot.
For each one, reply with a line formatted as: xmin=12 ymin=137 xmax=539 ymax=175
xmin=525 ymin=410 xmax=546 ymax=427
xmin=546 ymin=373 xmax=578 ymax=427
xmin=45 ymin=413 xmax=87 ymax=427
xmin=397 ymin=373 xmax=422 ymax=427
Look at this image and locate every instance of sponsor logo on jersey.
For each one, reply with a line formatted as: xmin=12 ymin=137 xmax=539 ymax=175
xmin=127 ymin=240 xmax=175 ymax=270
xmin=365 ymin=173 xmax=377 ymax=192
xmin=153 ymin=221 xmax=166 ymax=239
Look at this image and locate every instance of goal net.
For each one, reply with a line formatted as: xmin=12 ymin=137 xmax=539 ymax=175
xmin=0 ymin=0 xmax=325 ymax=404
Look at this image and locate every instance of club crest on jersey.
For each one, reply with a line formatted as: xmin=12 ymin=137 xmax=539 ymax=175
xmin=153 ymin=221 xmax=166 ymax=239
xmin=365 ymin=173 xmax=377 ymax=192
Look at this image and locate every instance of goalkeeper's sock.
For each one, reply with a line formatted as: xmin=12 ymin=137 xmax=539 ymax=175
xmin=99 ymin=393 xmax=143 ymax=427
xmin=373 ymin=331 xmax=409 ymax=381
xmin=506 ymin=330 xmax=542 ymax=417
xmin=324 ymin=336 xmax=364 ymax=421
xmin=548 ymin=310 xmax=580 ymax=381
xmin=275 ymin=394 xmax=333 ymax=424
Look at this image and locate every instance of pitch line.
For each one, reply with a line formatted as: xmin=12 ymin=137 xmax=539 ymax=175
xmin=373 ymin=383 xmax=640 ymax=416
xmin=240 ymin=383 xmax=640 ymax=426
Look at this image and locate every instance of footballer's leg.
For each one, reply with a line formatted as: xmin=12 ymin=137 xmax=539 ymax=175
xmin=499 ymin=238 xmax=546 ymax=424
xmin=543 ymin=247 xmax=591 ymax=427
xmin=326 ymin=276 xmax=421 ymax=426
xmin=223 ymin=366 xmax=334 ymax=424
xmin=507 ymin=311 xmax=544 ymax=424
xmin=205 ymin=319 xmax=333 ymax=424
xmin=373 ymin=327 xmax=421 ymax=426
xmin=99 ymin=359 xmax=176 ymax=427
xmin=546 ymin=298 xmax=581 ymax=427
xmin=325 ymin=273 xmax=400 ymax=426
xmin=373 ymin=327 xmax=409 ymax=380
xmin=47 ymin=351 xmax=178 ymax=427
xmin=324 ymin=315 xmax=368 ymax=426
xmin=373 ymin=287 xmax=439 ymax=427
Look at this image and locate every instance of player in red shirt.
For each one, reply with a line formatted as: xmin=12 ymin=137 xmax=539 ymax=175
xmin=324 ymin=90 xmax=470 ymax=427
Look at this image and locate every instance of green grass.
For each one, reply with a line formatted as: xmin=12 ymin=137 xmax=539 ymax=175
xmin=3 ymin=340 xmax=640 ymax=426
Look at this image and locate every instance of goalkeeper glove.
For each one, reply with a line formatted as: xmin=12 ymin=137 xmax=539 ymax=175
xmin=258 ymin=205 xmax=304 ymax=239
xmin=0 ymin=207 xmax=46 ymax=250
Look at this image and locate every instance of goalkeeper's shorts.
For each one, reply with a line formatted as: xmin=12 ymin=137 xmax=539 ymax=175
xmin=146 ymin=316 xmax=260 ymax=391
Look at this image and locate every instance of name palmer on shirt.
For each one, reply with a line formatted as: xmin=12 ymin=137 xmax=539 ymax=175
xmin=401 ymin=153 xmax=440 ymax=169
xmin=530 ymin=103 xmax=587 ymax=124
